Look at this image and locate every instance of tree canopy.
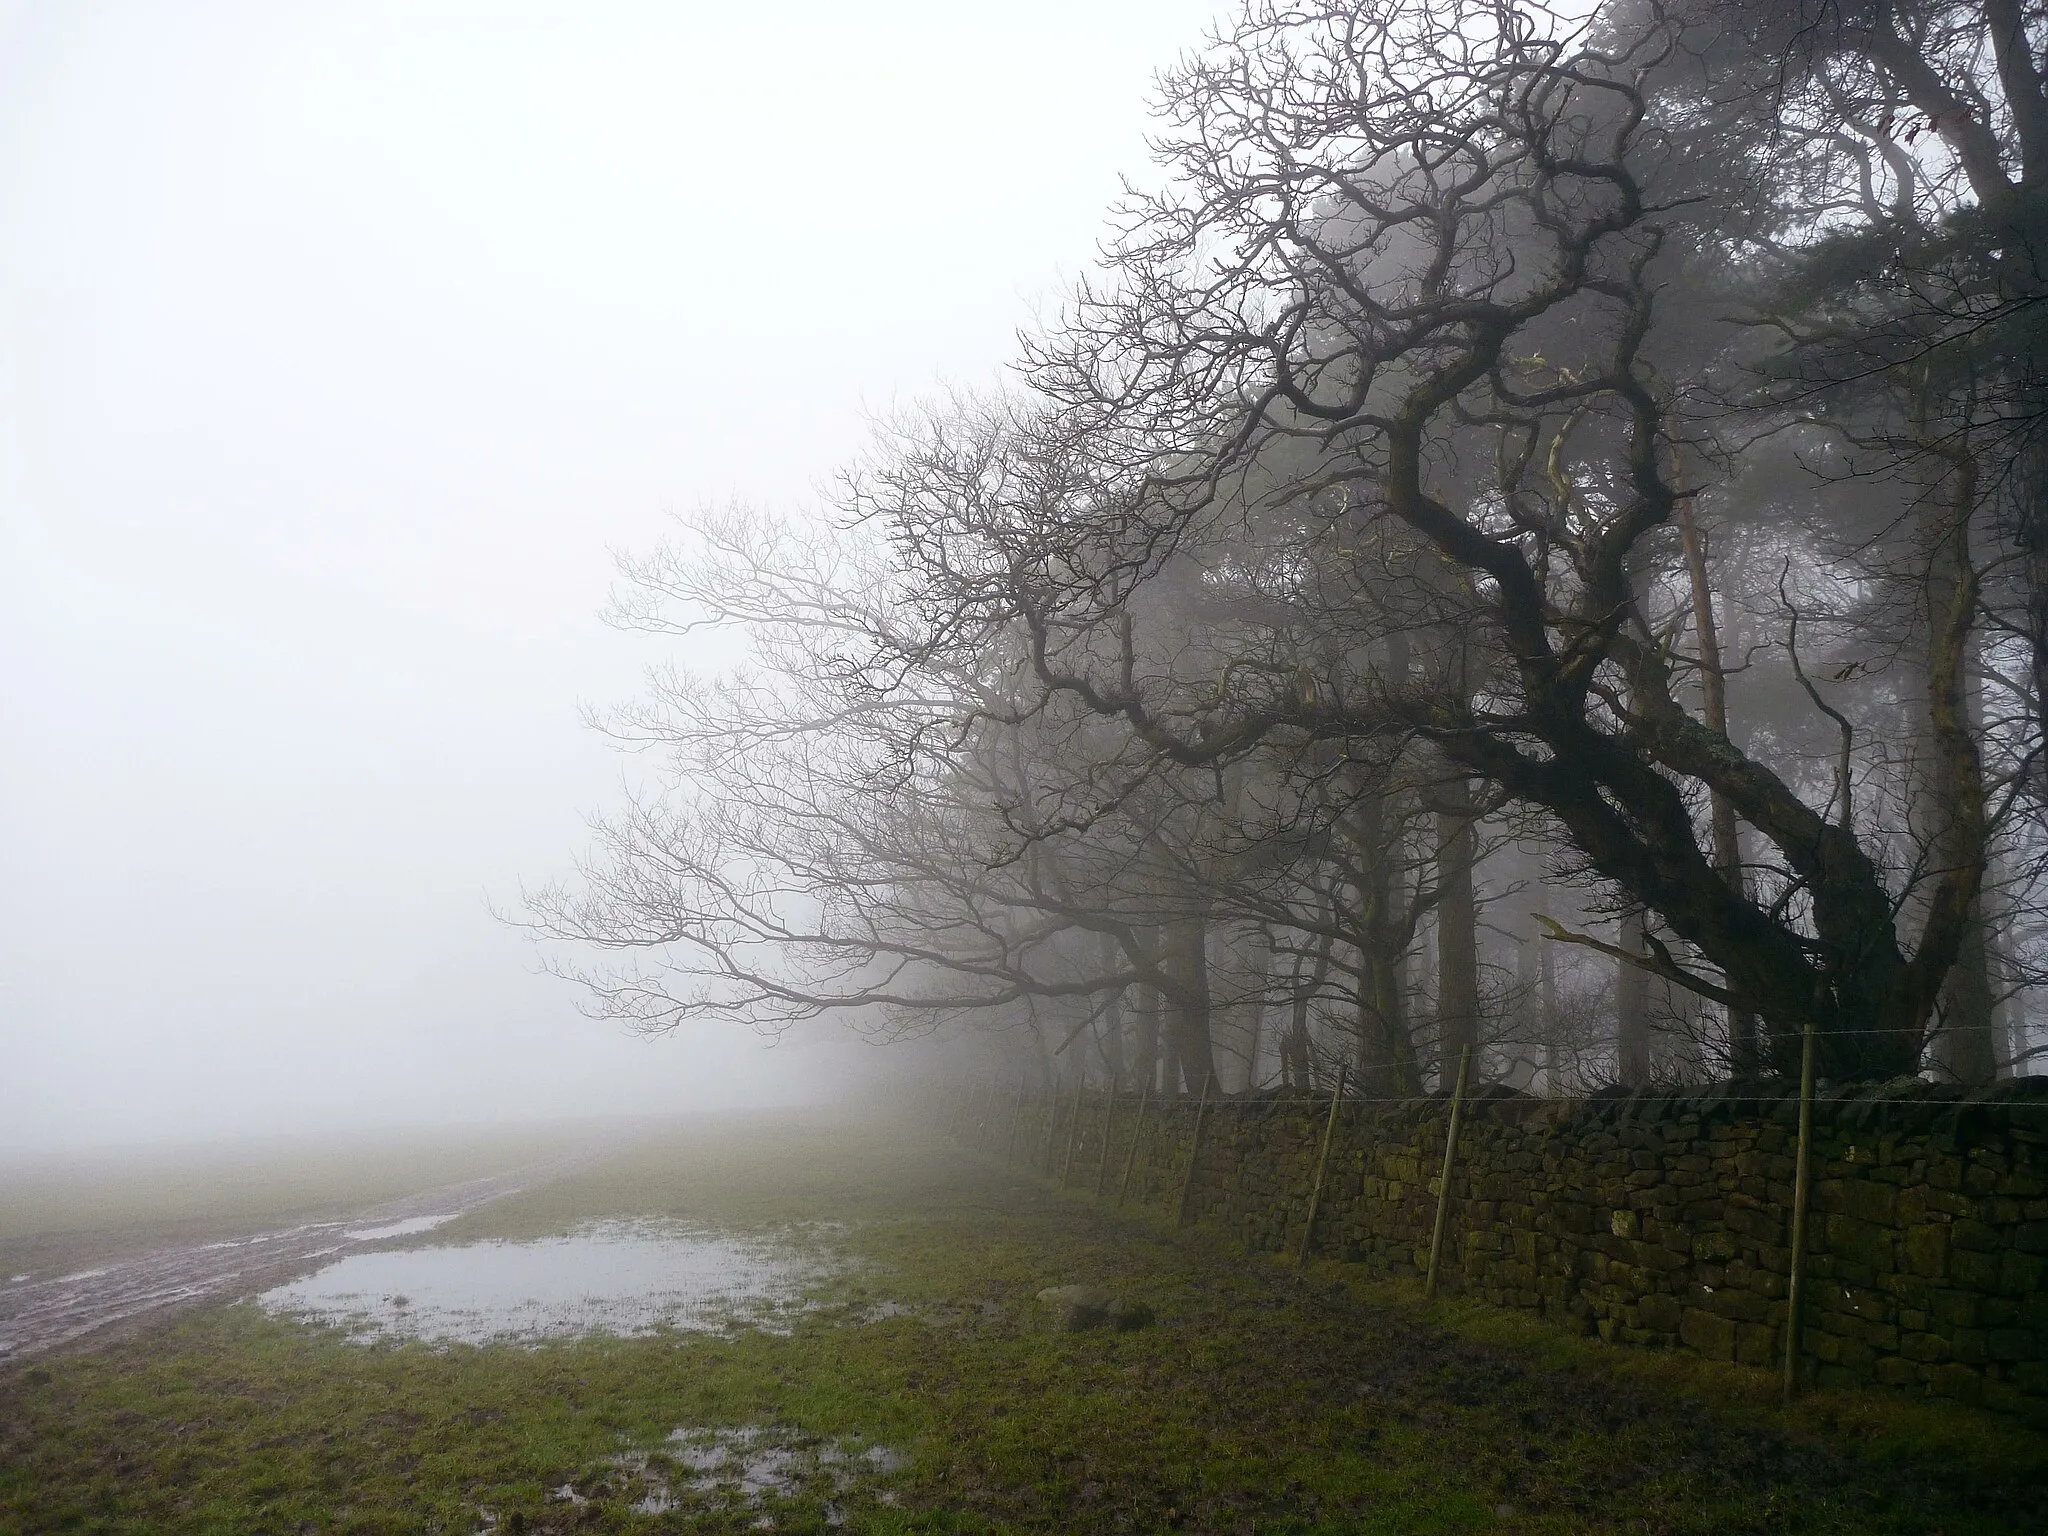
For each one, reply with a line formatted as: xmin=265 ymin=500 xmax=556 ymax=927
xmin=525 ymin=0 xmax=2048 ymax=1096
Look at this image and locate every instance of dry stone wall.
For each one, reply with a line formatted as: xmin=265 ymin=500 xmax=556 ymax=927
xmin=1003 ymin=1079 xmax=2048 ymax=1422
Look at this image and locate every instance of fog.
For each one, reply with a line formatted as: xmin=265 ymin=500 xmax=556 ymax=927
xmin=0 ymin=0 xmax=1222 ymax=1152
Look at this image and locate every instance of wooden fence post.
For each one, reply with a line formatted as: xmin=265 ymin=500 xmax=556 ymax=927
xmin=1783 ymin=1019 xmax=1818 ymax=1404
xmin=1116 ymin=1075 xmax=1152 ymax=1208
xmin=1094 ymin=1074 xmax=1120 ymax=1197
xmin=1424 ymin=1045 xmax=1473 ymax=1299
xmin=1297 ymin=1064 xmax=1348 ymax=1269
xmin=1058 ymin=1072 xmax=1088 ymax=1185
xmin=1175 ymin=1071 xmax=1216 ymax=1228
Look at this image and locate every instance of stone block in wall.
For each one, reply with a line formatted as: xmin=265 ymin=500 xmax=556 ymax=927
xmin=1638 ymin=1293 xmax=1682 ymax=1331
xmin=1653 ymin=1220 xmax=1693 ymax=1255
xmin=2000 ymin=1251 xmax=2045 ymax=1298
xmin=1901 ymin=1331 xmax=1950 ymax=1364
xmin=1951 ymin=1248 xmax=2003 ymax=1292
xmin=1929 ymin=1362 xmax=1984 ymax=1404
xmin=1726 ymin=1203 xmax=1783 ymax=1244
xmin=1902 ymin=1224 xmax=1949 ymax=1279
xmin=1880 ymin=1272 xmax=1932 ymax=1312
xmin=1681 ymin=1308 xmax=1737 ymax=1360
xmin=1922 ymin=1187 xmax=1978 ymax=1219
xmin=1834 ymin=1258 xmax=1879 ymax=1289
xmin=1931 ymin=1287 xmax=1982 ymax=1328
xmin=1842 ymin=1180 xmax=1898 ymax=1225
xmin=1736 ymin=1321 xmax=1778 ymax=1366
xmin=1952 ymin=1218 xmax=2002 ymax=1253
xmin=1632 ymin=1240 xmax=1689 ymax=1274
xmin=1824 ymin=1214 xmax=1889 ymax=1268
xmin=1705 ymin=1286 xmax=1772 ymax=1325
xmin=1680 ymin=1194 xmax=1725 ymax=1225
xmin=1694 ymin=1230 xmax=1739 ymax=1263
xmin=1989 ymin=1329 xmax=2038 ymax=1362
xmin=1984 ymin=1196 xmax=2026 ymax=1225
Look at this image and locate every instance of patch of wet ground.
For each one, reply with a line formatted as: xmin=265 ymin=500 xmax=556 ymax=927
xmin=0 ymin=1153 xmax=595 ymax=1361
xmin=507 ymin=1425 xmax=908 ymax=1530
xmin=258 ymin=1220 xmax=835 ymax=1345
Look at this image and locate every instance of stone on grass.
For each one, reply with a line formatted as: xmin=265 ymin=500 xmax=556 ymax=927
xmin=1105 ymin=1297 xmax=1154 ymax=1331
xmin=1035 ymin=1284 xmax=1152 ymax=1332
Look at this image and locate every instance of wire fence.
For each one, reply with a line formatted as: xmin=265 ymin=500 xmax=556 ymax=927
xmin=897 ymin=1060 xmax=2047 ymax=1405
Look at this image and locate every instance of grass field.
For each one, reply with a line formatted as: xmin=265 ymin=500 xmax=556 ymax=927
xmin=3 ymin=1111 xmax=2044 ymax=1534
xmin=0 ymin=1122 xmax=608 ymax=1284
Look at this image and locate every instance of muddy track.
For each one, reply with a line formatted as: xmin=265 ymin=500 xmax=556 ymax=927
xmin=0 ymin=1148 xmax=597 ymax=1362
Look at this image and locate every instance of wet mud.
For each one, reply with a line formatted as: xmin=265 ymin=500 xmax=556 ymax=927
xmin=490 ymin=1425 xmax=908 ymax=1531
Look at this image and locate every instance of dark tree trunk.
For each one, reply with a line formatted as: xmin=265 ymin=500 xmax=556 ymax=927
xmin=1286 ymin=931 xmax=1331 ymax=1091
xmin=1162 ymin=913 xmax=1217 ymax=1095
xmin=1675 ymin=496 xmax=1758 ymax=1075
xmin=1919 ymin=436 xmax=1995 ymax=1086
xmin=1097 ymin=932 xmax=1127 ymax=1085
xmin=1540 ymin=932 xmax=1562 ymax=1095
xmin=1434 ymin=774 xmax=1480 ymax=1078
xmin=1134 ymin=980 xmax=1163 ymax=1096
xmin=1350 ymin=792 xmax=1420 ymax=1097
xmin=1616 ymin=909 xmax=1651 ymax=1087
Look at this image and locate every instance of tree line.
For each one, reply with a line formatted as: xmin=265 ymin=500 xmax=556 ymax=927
xmin=523 ymin=0 xmax=2048 ymax=1100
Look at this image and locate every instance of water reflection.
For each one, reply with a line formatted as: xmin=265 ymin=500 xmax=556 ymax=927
xmin=258 ymin=1219 xmax=826 ymax=1344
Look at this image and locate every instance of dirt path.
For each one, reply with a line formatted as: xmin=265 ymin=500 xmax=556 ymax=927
xmin=0 ymin=1150 xmax=593 ymax=1361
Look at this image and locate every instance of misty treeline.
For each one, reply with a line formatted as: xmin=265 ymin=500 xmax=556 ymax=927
xmin=525 ymin=0 xmax=2048 ymax=1100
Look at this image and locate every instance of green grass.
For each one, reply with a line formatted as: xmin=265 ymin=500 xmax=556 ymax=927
xmin=2 ymin=1111 xmax=2042 ymax=1534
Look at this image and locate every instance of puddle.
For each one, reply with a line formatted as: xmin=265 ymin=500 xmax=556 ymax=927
xmin=585 ymin=1426 xmax=907 ymax=1524
xmin=257 ymin=1220 xmax=829 ymax=1345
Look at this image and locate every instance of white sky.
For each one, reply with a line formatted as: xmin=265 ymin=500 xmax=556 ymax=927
xmin=0 ymin=0 xmax=1224 ymax=1151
